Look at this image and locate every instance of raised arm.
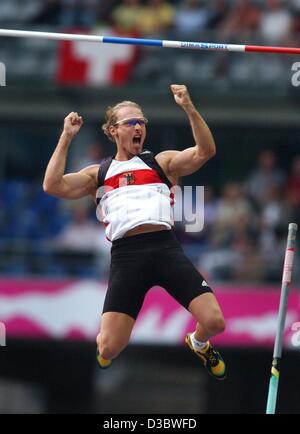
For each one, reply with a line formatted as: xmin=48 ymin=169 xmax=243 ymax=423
xmin=156 ymin=85 xmax=216 ymax=179
xmin=43 ymin=112 xmax=98 ymax=199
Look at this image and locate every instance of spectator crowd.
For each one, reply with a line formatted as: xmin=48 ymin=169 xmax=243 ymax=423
xmin=0 ymin=145 xmax=299 ymax=285
xmin=1 ymin=0 xmax=300 ymax=45
xmin=1 ymin=0 xmax=299 ymax=284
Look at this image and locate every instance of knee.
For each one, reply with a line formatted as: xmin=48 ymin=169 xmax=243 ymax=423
xmin=204 ymin=314 xmax=226 ymax=335
xmin=96 ymin=333 xmax=126 ymax=360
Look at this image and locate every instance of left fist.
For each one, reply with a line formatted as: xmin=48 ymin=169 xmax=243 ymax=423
xmin=170 ymin=84 xmax=193 ymax=109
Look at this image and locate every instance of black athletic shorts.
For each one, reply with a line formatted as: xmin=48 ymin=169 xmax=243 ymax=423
xmin=103 ymin=229 xmax=213 ymax=320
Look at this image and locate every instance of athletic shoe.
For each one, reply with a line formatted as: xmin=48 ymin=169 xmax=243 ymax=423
xmin=96 ymin=348 xmax=112 ymax=369
xmin=185 ymin=333 xmax=226 ymax=380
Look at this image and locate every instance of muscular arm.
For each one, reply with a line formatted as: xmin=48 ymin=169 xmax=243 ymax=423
xmin=156 ymin=85 xmax=216 ymax=179
xmin=43 ymin=112 xmax=98 ymax=199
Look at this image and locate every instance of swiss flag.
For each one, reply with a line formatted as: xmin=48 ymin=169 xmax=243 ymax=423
xmin=57 ymin=27 xmax=140 ymax=86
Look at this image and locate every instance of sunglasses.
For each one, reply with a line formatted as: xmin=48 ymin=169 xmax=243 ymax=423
xmin=114 ymin=117 xmax=148 ymax=127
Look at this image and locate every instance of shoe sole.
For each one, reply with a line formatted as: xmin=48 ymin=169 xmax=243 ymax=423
xmin=185 ymin=334 xmax=227 ymax=381
xmin=96 ymin=349 xmax=112 ymax=369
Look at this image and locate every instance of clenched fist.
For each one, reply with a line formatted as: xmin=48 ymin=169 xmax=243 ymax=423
xmin=63 ymin=112 xmax=83 ymax=138
xmin=170 ymin=84 xmax=194 ymax=111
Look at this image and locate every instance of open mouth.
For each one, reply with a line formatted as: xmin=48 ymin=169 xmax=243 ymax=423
xmin=133 ymin=136 xmax=142 ymax=145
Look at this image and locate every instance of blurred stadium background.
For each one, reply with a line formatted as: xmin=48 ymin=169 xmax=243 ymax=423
xmin=0 ymin=0 xmax=300 ymax=414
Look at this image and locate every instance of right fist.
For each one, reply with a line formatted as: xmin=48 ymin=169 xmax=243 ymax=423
xmin=63 ymin=112 xmax=83 ymax=137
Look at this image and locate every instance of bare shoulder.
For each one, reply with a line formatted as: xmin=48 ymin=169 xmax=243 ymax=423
xmin=79 ymin=163 xmax=99 ymax=176
xmin=79 ymin=164 xmax=100 ymax=196
xmin=79 ymin=164 xmax=100 ymax=175
xmin=155 ymin=151 xmax=180 ymax=185
xmin=155 ymin=150 xmax=180 ymax=169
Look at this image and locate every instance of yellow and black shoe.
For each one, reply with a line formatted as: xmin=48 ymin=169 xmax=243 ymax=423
xmin=96 ymin=349 xmax=112 ymax=369
xmin=185 ymin=334 xmax=227 ymax=380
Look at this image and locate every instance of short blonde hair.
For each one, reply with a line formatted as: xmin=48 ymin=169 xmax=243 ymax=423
xmin=102 ymin=101 xmax=143 ymax=142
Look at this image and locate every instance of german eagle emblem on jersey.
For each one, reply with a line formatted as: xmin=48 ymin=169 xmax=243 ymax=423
xmin=122 ymin=172 xmax=136 ymax=185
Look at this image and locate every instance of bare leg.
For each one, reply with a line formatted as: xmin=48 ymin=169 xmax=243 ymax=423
xmin=96 ymin=312 xmax=135 ymax=360
xmin=187 ymin=292 xmax=227 ymax=380
xmin=188 ymin=292 xmax=225 ymax=342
